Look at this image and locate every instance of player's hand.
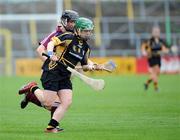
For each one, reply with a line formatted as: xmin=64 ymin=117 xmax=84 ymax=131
xmin=82 ymin=64 xmax=96 ymax=71
xmin=50 ymin=55 xmax=58 ymax=61
xmin=142 ymin=51 xmax=148 ymax=56
xmin=94 ymin=64 xmax=104 ymax=71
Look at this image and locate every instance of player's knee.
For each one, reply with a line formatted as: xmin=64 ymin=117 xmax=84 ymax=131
xmin=43 ymin=102 xmax=53 ymax=110
xmin=44 ymin=106 xmax=52 ymax=111
xmin=151 ymin=74 xmax=156 ymax=80
xmin=43 ymin=100 xmax=58 ymax=109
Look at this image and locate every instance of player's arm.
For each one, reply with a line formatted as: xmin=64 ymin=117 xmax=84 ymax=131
xmin=80 ymin=48 xmax=93 ymax=71
xmin=47 ymin=33 xmax=73 ymax=61
xmin=87 ymin=59 xmax=104 ymax=71
xmin=141 ymin=41 xmax=148 ymax=56
xmin=47 ymin=36 xmax=62 ymax=61
xmin=37 ymin=31 xmax=57 ymax=62
xmin=80 ymin=49 xmax=103 ymax=71
xmin=161 ymin=40 xmax=169 ymax=54
xmin=36 ymin=44 xmax=47 ymax=62
xmin=161 ymin=45 xmax=169 ymax=54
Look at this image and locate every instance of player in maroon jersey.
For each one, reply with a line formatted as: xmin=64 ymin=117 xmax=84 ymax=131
xmin=37 ymin=10 xmax=79 ymax=61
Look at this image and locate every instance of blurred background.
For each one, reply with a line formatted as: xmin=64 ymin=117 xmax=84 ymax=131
xmin=0 ymin=0 xmax=180 ymax=76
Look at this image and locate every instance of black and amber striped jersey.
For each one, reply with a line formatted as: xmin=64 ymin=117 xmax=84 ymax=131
xmin=42 ymin=32 xmax=91 ymax=78
xmin=142 ymin=37 xmax=166 ymax=58
xmin=51 ymin=31 xmax=73 ymax=58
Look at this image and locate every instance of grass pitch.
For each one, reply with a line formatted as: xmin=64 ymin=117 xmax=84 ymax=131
xmin=0 ymin=75 xmax=180 ymax=140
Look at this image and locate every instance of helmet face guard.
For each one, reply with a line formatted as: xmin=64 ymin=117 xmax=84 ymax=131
xmin=61 ymin=10 xmax=79 ymax=31
xmin=75 ymin=17 xmax=94 ymax=40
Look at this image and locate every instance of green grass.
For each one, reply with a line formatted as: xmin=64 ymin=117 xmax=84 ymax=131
xmin=0 ymin=75 xmax=180 ymax=140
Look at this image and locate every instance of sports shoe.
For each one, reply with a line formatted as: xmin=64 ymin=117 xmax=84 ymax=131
xmin=20 ymin=93 xmax=29 ymax=109
xmin=44 ymin=128 xmax=59 ymax=133
xmin=44 ymin=125 xmax=64 ymax=133
xmin=19 ymin=82 xmax=37 ymax=95
xmin=56 ymin=126 xmax=64 ymax=132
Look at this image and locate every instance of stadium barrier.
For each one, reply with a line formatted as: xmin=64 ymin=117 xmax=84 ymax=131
xmin=16 ymin=59 xmax=42 ymax=76
xmin=15 ymin=56 xmax=180 ymax=76
xmin=161 ymin=56 xmax=180 ymax=74
xmin=88 ymin=57 xmax=136 ymax=75
xmin=136 ymin=57 xmax=148 ymax=74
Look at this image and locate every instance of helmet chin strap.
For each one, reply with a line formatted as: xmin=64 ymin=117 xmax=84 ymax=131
xmin=61 ymin=19 xmax=67 ymax=27
xmin=61 ymin=19 xmax=74 ymax=32
xmin=61 ymin=19 xmax=68 ymax=30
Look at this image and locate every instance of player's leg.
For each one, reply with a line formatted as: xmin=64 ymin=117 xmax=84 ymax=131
xmin=45 ymin=89 xmax=72 ymax=133
xmin=19 ymin=82 xmax=61 ymax=110
xmin=40 ymin=79 xmax=62 ymax=111
xmin=42 ymin=79 xmax=72 ymax=133
xmin=45 ymin=79 xmax=73 ymax=133
xmin=34 ymin=88 xmax=63 ymax=131
xmin=51 ymin=101 xmax=61 ymax=118
xmin=144 ymin=67 xmax=153 ymax=90
xmin=144 ymin=58 xmax=153 ymax=90
xmin=19 ymin=81 xmax=63 ymax=132
xmin=34 ymin=88 xmax=65 ymax=132
xmin=53 ymin=89 xmax=72 ymax=121
xmin=34 ymin=89 xmax=60 ymax=110
xmin=152 ymin=57 xmax=161 ymax=91
xmin=19 ymin=82 xmax=42 ymax=108
xmin=153 ymin=65 xmax=160 ymax=91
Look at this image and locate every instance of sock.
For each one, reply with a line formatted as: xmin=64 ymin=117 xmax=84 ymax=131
xmin=51 ymin=102 xmax=60 ymax=118
xmin=146 ymin=79 xmax=152 ymax=85
xmin=47 ymin=119 xmax=59 ymax=129
xmin=31 ymin=86 xmax=39 ymax=94
xmin=26 ymin=86 xmax=42 ymax=107
xmin=154 ymin=82 xmax=158 ymax=90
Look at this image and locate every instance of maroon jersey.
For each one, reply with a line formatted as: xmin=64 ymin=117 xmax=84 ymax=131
xmin=39 ymin=26 xmax=63 ymax=49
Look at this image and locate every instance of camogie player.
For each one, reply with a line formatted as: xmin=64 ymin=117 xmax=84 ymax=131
xmin=19 ymin=17 xmax=103 ymax=132
xmin=20 ymin=10 xmax=79 ymax=110
xmin=141 ymin=26 xmax=169 ymax=91
xmin=18 ymin=10 xmax=79 ymax=132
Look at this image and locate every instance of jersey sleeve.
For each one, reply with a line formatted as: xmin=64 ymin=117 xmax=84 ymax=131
xmin=51 ymin=32 xmax=74 ymax=46
xmin=39 ymin=31 xmax=57 ymax=48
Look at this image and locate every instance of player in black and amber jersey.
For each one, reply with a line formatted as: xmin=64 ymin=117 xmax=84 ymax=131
xmin=42 ymin=17 xmax=99 ymax=133
xmin=141 ymin=26 xmax=169 ymax=91
xmin=19 ymin=10 xmax=79 ymax=111
xmin=18 ymin=17 xmax=103 ymax=133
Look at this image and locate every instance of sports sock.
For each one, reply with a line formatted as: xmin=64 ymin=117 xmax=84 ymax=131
xmin=146 ymin=79 xmax=152 ymax=85
xmin=154 ymin=82 xmax=158 ymax=90
xmin=26 ymin=86 xmax=42 ymax=107
xmin=31 ymin=86 xmax=39 ymax=94
xmin=47 ymin=119 xmax=59 ymax=129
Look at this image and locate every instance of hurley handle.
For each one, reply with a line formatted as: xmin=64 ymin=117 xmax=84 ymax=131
xmin=42 ymin=53 xmax=68 ymax=68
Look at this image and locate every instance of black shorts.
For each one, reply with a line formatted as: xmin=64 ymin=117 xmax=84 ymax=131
xmin=41 ymin=71 xmax=72 ymax=92
xmin=148 ymin=57 xmax=161 ymax=67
